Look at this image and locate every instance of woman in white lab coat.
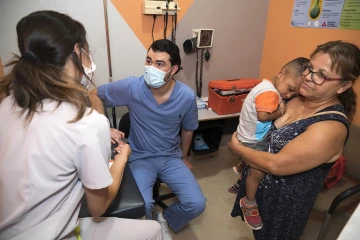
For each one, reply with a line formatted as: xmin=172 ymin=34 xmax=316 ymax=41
xmin=0 ymin=10 xmax=161 ymax=240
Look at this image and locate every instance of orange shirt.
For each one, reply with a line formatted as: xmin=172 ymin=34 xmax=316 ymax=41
xmin=255 ymin=78 xmax=279 ymax=113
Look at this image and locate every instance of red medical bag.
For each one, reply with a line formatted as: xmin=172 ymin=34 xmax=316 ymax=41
xmin=208 ymin=78 xmax=261 ymax=115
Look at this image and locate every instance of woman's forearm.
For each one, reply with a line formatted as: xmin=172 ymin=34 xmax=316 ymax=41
xmin=230 ymin=142 xmax=276 ymax=173
xmin=228 ymin=132 xmax=280 ymax=174
xmin=229 ymin=120 xmax=346 ymax=176
xmin=106 ymin=155 xmax=126 ymax=207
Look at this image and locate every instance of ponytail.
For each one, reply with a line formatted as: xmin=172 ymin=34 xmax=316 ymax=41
xmin=338 ymin=87 xmax=357 ymax=125
xmin=0 ymin=11 xmax=96 ymax=126
xmin=0 ymin=54 xmax=90 ymax=125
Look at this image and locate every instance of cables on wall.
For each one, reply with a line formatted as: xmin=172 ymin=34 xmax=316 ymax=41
xmin=152 ymin=15 xmax=157 ymax=42
xmin=171 ymin=1 xmax=177 ymax=43
xmin=163 ymin=1 xmax=169 ymax=39
xmin=195 ymin=49 xmax=205 ymax=98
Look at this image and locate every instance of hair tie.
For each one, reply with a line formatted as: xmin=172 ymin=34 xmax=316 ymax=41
xmin=20 ymin=52 xmax=39 ymax=62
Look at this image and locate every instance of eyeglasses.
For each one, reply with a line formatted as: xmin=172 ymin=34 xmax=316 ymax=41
xmin=300 ymin=64 xmax=343 ymax=85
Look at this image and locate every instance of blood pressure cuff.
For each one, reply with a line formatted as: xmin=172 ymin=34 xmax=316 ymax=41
xmin=183 ymin=38 xmax=197 ymax=53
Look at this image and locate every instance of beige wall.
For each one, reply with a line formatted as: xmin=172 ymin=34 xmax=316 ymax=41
xmin=109 ymin=0 xmax=270 ymax=97
xmin=0 ymin=0 xmax=113 ymax=86
xmin=175 ymin=0 xmax=270 ymax=97
xmin=0 ymin=0 xmax=270 ymax=123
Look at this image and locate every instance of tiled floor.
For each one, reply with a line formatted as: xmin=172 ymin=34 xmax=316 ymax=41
xmin=154 ymin=147 xmax=352 ymax=240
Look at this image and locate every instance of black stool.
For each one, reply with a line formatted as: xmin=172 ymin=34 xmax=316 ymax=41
xmin=153 ymin=179 xmax=176 ymax=209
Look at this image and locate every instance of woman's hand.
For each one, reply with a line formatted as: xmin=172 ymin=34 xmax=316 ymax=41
xmin=114 ymin=143 xmax=131 ymax=164
xmin=227 ymin=132 xmax=244 ymax=155
xmin=110 ymin=128 xmax=125 ymax=144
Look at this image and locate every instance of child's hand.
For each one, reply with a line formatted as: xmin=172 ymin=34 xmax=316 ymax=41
xmin=279 ymin=98 xmax=286 ymax=116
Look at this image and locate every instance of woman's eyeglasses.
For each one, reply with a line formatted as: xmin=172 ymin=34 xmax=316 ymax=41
xmin=300 ymin=64 xmax=343 ymax=85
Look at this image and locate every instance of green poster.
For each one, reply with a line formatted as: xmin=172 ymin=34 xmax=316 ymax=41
xmin=340 ymin=0 xmax=360 ymax=29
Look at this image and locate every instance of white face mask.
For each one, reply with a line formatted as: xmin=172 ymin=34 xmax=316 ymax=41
xmin=80 ymin=48 xmax=96 ymax=88
xmin=144 ymin=65 xmax=173 ymax=88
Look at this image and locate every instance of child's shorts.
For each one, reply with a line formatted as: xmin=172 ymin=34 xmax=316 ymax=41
xmin=241 ymin=131 xmax=270 ymax=152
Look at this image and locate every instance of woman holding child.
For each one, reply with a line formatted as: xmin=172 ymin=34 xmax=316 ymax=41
xmin=228 ymin=40 xmax=360 ymax=240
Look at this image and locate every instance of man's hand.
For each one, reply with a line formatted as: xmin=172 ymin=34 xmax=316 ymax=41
xmin=110 ymin=128 xmax=125 ymax=144
xmin=183 ymin=156 xmax=192 ymax=170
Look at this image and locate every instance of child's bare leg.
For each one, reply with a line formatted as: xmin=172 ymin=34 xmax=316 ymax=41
xmin=245 ymin=167 xmax=265 ymax=202
xmin=228 ymin=160 xmax=244 ymax=194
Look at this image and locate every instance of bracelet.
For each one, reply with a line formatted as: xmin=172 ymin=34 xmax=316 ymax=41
xmin=280 ymin=108 xmax=284 ymax=116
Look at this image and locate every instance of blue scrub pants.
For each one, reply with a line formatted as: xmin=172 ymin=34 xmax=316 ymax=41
xmin=128 ymin=156 xmax=206 ymax=232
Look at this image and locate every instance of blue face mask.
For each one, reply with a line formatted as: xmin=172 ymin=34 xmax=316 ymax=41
xmin=144 ymin=65 xmax=173 ymax=88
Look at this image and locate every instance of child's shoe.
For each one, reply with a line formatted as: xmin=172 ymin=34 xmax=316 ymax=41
xmin=239 ymin=197 xmax=263 ymax=230
xmin=228 ymin=182 xmax=240 ymax=194
xmin=233 ymin=162 xmax=244 ymax=175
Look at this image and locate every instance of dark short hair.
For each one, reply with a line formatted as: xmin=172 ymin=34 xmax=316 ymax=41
xmin=282 ymin=57 xmax=309 ymax=77
xmin=148 ymin=39 xmax=182 ymax=74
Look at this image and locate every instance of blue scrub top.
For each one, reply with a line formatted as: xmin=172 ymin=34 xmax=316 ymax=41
xmin=97 ymin=76 xmax=199 ymax=162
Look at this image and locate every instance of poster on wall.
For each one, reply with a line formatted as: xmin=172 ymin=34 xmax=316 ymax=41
xmin=291 ymin=0 xmax=360 ymax=30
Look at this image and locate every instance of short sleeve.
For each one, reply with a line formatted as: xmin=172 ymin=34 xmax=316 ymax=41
xmin=97 ymin=78 xmax=131 ymax=108
xmin=74 ymin=113 xmax=113 ymax=189
xmin=181 ymin=93 xmax=199 ymax=131
xmin=255 ymin=91 xmax=280 ymax=113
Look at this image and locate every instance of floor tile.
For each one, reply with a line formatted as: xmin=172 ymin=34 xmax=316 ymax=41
xmin=172 ymin=224 xmax=207 ymax=240
xmin=192 ymin=157 xmax=234 ymax=181
xmin=228 ymin=236 xmax=253 ymax=240
xmin=219 ymin=154 xmax=242 ymax=169
xmin=191 ymin=166 xmax=207 ymax=183
xmin=195 ymin=203 xmax=253 ymax=240
xmin=198 ymin=181 xmax=224 ymax=207
xmin=225 ymin=199 xmax=237 ymax=208
xmin=217 ymin=146 xmax=234 ymax=158
xmin=150 ymin=148 xmax=352 ymax=240
xmin=302 ymin=217 xmax=341 ymax=240
xmin=207 ymin=175 xmax=239 ymax=203
xmin=328 ymin=213 xmax=348 ymax=232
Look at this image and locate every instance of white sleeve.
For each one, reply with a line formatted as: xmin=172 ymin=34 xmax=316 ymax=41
xmin=74 ymin=113 xmax=113 ymax=189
